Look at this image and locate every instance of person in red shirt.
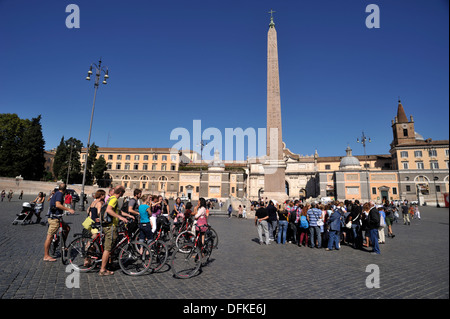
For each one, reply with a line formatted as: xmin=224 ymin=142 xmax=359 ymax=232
xmin=64 ymin=193 xmax=73 ymax=210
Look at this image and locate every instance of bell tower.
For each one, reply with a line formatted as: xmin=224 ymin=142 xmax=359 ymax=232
xmin=391 ymin=99 xmax=416 ymax=148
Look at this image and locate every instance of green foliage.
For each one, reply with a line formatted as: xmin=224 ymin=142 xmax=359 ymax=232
xmin=0 ymin=113 xmax=46 ymax=180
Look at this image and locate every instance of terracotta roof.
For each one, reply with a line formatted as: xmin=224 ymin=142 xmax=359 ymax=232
xmin=397 ymin=100 xmax=409 ymax=123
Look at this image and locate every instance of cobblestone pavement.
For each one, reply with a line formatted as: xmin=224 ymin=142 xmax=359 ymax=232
xmin=0 ymin=196 xmax=448 ymax=299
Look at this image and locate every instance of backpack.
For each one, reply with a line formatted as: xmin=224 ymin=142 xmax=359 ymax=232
xmin=300 ymin=215 xmax=309 ymax=229
xmin=121 ymin=199 xmax=129 ymax=214
xmin=100 ymin=198 xmax=112 ymax=224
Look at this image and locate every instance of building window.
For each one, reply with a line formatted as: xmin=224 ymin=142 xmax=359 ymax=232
xmin=116 ymin=164 xmax=121 ymax=170
xmin=325 ymin=165 xmax=331 ymax=170
xmin=403 ymin=129 xmax=408 ymax=137
xmin=436 ymin=185 xmax=441 ymax=192
xmin=430 ymin=161 xmax=439 ymax=169
xmin=108 ymin=155 xmax=113 ymax=160
xmin=153 ymin=155 xmax=158 ymax=161
xmin=171 ymin=155 xmax=177 ymax=162
xmin=144 ymin=155 xmax=149 ymax=161
xmin=161 ymin=164 xmax=167 ymax=171
xmin=446 ymin=149 xmax=449 ymax=156
xmin=414 ymin=151 xmax=422 ymax=158
xmin=125 ymin=155 xmax=131 ymax=160
xmin=400 ymin=151 xmax=408 ymax=158
xmin=232 ymin=187 xmax=235 ymax=193
xmin=133 ymin=163 xmax=139 ymax=170
xmin=180 ymin=186 xmax=183 ymax=192
xmin=171 ymin=164 xmax=176 ymax=171
xmin=402 ymin=162 xmax=409 ymax=169
xmin=416 ymin=162 xmax=424 ymax=170
xmin=372 ymin=187 xmax=377 ymax=195
xmin=124 ymin=163 xmax=130 ymax=170
xmin=117 ymin=155 xmax=122 ymax=160
xmin=143 ymin=164 xmax=148 ymax=170
xmin=107 ymin=163 xmax=112 ymax=170
xmin=196 ymin=186 xmax=199 ymax=193
xmin=392 ymin=187 xmax=397 ymax=195
xmin=429 ymin=149 xmax=437 ymax=157
xmin=162 ymin=155 xmax=167 ymax=161
xmin=406 ymin=185 xmax=411 ymax=192
xmin=152 ymin=164 xmax=157 ymax=171
xmin=134 ymin=155 xmax=140 ymax=161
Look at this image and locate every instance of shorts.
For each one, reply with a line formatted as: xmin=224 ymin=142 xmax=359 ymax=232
xmin=385 ymin=217 xmax=393 ymax=226
xmin=139 ymin=223 xmax=153 ymax=242
xmin=47 ymin=219 xmax=59 ymax=236
xmin=103 ymin=225 xmax=117 ymax=251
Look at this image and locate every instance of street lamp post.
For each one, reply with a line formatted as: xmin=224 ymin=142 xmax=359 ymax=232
xmin=357 ymin=131 xmax=371 ymax=202
xmin=427 ymin=143 xmax=440 ymax=207
xmin=80 ymin=58 xmax=109 ymax=211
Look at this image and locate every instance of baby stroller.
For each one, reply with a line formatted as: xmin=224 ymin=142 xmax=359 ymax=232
xmin=12 ymin=202 xmax=36 ymax=225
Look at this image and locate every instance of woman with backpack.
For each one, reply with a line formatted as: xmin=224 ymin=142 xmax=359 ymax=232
xmin=298 ymin=204 xmax=310 ymax=247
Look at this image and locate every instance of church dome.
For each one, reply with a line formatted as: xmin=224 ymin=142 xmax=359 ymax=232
xmin=415 ymin=131 xmax=425 ymax=141
xmin=339 ymin=146 xmax=361 ymax=170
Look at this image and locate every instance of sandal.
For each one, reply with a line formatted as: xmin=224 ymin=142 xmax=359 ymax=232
xmin=99 ymin=270 xmax=114 ymax=276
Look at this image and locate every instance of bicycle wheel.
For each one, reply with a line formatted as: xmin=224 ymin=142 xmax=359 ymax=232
xmin=118 ymin=241 xmax=152 ymax=276
xmin=171 ymin=243 xmax=201 ymax=279
xmin=60 ymin=229 xmax=68 ymax=265
xmin=148 ymin=240 xmax=168 ymax=272
xmin=67 ymin=236 xmax=99 ymax=272
xmin=206 ymin=227 xmax=219 ymax=249
xmin=201 ymin=237 xmax=214 ymax=266
xmin=175 ymin=230 xmax=196 ymax=252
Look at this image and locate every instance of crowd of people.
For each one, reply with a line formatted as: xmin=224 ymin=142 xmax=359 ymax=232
xmin=252 ymin=198 xmax=421 ymax=255
xmin=40 ymin=184 xmax=210 ymax=275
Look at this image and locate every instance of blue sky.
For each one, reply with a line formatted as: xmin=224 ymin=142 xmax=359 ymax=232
xmin=0 ymin=0 xmax=448 ymax=160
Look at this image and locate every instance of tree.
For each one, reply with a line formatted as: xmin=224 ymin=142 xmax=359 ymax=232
xmin=0 ymin=113 xmax=45 ymax=180
xmin=92 ymin=156 xmax=108 ymax=186
xmin=20 ymin=115 xmax=46 ymax=180
xmin=52 ymin=136 xmax=83 ymax=184
xmin=85 ymin=143 xmax=99 ymax=185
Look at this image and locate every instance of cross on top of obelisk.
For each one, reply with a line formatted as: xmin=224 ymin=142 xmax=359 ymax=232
xmin=268 ymin=9 xmax=276 ymax=27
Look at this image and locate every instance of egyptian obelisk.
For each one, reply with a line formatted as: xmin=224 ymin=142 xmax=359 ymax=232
xmin=264 ymin=10 xmax=288 ymax=203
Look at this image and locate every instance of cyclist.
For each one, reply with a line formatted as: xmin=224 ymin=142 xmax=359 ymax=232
xmin=99 ymin=185 xmax=128 ymax=276
xmin=43 ymin=183 xmax=74 ymax=262
xmin=194 ymin=198 xmax=208 ymax=246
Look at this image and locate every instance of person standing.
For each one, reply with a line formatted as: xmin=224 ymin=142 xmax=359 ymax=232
xmin=401 ymin=201 xmax=410 ymax=225
xmin=347 ymin=200 xmax=363 ymax=248
xmin=377 ymin=205 xmax=386 ymax=244
xmin=307 ymin=203 xmax=323 ymax=248
xmin=384 ymin=203 xmax=396 ymax=238
xmin=277 ymin=204 xmax=289 ymax=244
xmin=99 ymin=186 xmax=128 ymax=275
xmin=255 ymin=202 xmax=270 ymax=245
xmin=227 ymin=204 xmax=232 ymax=219
xmin=266 ymin=201 xmax=278 ymax=242
xmin=367 ymin=201 xmax=381 ymax=254
xmin=298 ymin=204 xmax=310 ymax=247
xmin=31 ymin=192 xmax=46 ymax=224
xmin=127 ymin=188 xmax=142 ymax=219
xmin=43 ymin=184 xmax=74 ymax=262
xmin=64 ymin=192 xmax=73 ymax=210
xmin=326 ymin=203 xmax=343 ymax=251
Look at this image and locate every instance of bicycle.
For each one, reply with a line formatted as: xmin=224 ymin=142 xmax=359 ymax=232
xmin=171 ymin=224 xmax=215 ymax=279
xmin=67 ymin=219 xmax=152 ymax=276
xmin=175 ymin=223 xmax=218 ymax=252
xmin=49 ymin=212 xmax=71 ymax=265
